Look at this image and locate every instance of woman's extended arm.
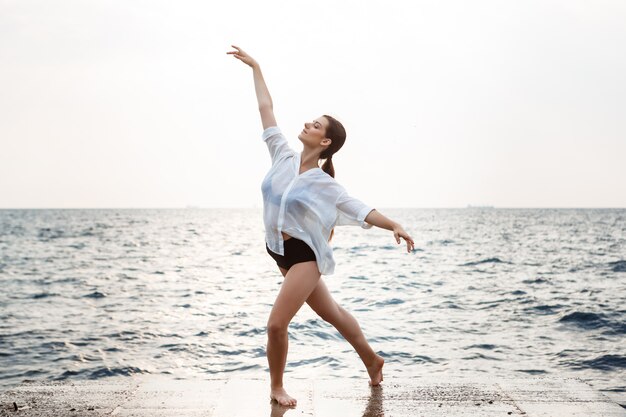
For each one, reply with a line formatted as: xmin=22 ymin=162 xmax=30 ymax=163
xmin=365 ymin=210 xmax=416 ymax=253
xmin=227 ymin=45 xmax=276 ymax=130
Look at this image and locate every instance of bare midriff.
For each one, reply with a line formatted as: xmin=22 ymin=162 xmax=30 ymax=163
xmin=281 ymin=232 xmax=293 ymax=241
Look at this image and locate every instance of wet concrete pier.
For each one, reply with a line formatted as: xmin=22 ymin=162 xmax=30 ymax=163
xmin=1 ymin=376 xmax=624 ymax=416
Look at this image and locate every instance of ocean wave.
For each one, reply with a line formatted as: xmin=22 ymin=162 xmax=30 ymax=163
xmin=55 ymin=366 xmax=151 ymax=380
xmin=288 ymin=356 xmax=339 ymax=367
xmin=608 ymin=260 xmax=626 ymax=273
xmin=562 ymin=354 xmax=626 ymax=371
xmin=528 ymin=304 xmax=565 ymax=315
xmin=31 ymin=292 xmax=61 ymax=299
xmin=521 ymin=277 xmax=550 ymax=284
xmin=217 ymin=364 xmax=263 ymax=373
xmin=83 ymin=291 xmax=107 ymax=299
xmin=378 ymin=351 xmax=438 ymax=363
xmin=37 ymin=228 xmax=66 ymax=240
xmin=464 ymin=344 xmax=499 ymax=350
xmin=462 ymin=258 xmax=511 ymax=266
xmin=515 ymin=369 xmax=548 ymax=375
xmin=558 ymin=311 xmax=626 ymax=334
xmin=558 ymin=311 xmax=607 ymax=329
xmin=373 ymin=298 xmax=405 ymax=307
xmin=462 ymin=352 xmax=503 ymax=361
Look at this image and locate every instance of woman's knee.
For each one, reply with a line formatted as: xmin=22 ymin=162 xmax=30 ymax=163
xmin=267 ymin=319 xmax=288 ymax=338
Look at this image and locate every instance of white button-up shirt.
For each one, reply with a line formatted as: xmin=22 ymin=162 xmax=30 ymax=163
xmin=261 ymin=126 xmax=375 ymax=275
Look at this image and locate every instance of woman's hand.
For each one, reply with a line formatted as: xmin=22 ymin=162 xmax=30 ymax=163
xmin=393 ymin=224 xmax=415 ymax=253
xmin=227 ymin=45 xmax=258 ymax=68
xmin=227 ymin=44 xmax=275 ymax=128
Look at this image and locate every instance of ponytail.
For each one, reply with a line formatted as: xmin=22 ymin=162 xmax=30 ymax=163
xmin=320 ymin=155 xmax=335 ymax=178
xmin=322 ymin=157 xmax=335 ymax=242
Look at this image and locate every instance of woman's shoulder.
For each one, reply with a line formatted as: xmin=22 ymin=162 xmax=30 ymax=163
xmin=315 ymin=170 xmax=337 ymax=182
xmin=312 ymin=173 xmax=346 ymax=195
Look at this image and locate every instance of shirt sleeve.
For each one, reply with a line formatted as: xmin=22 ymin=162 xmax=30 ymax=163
xmin=262 ymin=126 xmax=293 ymax=165
xmin=335 ymin=190 xmax=375 ymax=229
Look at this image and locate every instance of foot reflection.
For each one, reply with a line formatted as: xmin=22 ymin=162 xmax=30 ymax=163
xmin=270 ymin=401 xmax=294 ymax=417
xmin=362 ymin=385 xmax=384 ymax=417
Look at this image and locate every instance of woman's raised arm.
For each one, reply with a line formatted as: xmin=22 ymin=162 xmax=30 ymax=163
xmin=227 ymin=45 xmax=277 ymax=130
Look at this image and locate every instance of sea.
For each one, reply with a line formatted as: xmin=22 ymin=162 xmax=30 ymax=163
xmin=0 ymin=208 xmax=624 ymax=405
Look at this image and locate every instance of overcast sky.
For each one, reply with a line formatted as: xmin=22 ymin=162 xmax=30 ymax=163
xmin=1 ymin=0 xmax=625 ymax=208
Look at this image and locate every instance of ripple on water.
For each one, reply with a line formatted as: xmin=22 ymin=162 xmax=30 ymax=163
xmin=31 ymin=292 xmax=61 ymax=299
xmin=558 ymin=311 xmax=626 ymax=335
xmin=464 ymin=344 xmax=499 ymax=350
xmin=559 ymin=311 xmax=609 ymax=329
xmin=236 ymin=327 xmax=265 ymax=337
xmin=521 ymin=277 xmax=550 ymax=285
xmin=55 ymin=366 xmax=151 ymax=380
xmin=372 ymin=298 xmax=405 ymax=307
xmin=83 ymin=291 xmax=107 ymax=299
xmin=461 ymin=257 xmax=512 ymax=267
xmin=515 ymin=369 xmax=549 ymax=375
xmin=37 ymin=228 xmax=65 ymax=240
xmin=527 ymin=304 xmax=566 ymax=315
xmin=462 ymin=352 xmax=503 ymax=361
xmin=608 ymin=260 xmax=626 ymax=273
xmin=378 ymin=351 xmax=438 ymax=364
xmin=289 ymin=356 xmax=340 ymax=368
xmin=562 ymin=354 xmax=626 ymax=372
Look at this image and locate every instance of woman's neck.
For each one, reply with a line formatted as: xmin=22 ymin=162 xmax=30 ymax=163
xmin=299 ymin=150 xmax=320 ymax=172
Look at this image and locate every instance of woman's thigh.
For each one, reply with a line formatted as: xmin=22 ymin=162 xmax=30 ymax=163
xmin=268 ymin=261 xmax=321 ymax=327
xmin=305 ymin=278 xmax=341 ymax=323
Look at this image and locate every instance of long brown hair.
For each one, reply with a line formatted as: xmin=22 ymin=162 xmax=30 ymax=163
xmin=319 ymin=115 xmax=346 ymax=242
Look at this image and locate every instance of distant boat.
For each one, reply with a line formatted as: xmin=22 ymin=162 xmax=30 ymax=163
xmin=466 ymin=204 xmax=495 ymax=209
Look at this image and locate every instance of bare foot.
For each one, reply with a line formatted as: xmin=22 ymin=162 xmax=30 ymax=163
xmin=270 ymin=386 xmax=297 ymax=407
xmin=366 ymin=355 xmax=385 ymax=386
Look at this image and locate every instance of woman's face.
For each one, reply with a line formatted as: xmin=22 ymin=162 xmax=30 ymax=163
xmin=298 ymin=116 xmax=331 ymax=148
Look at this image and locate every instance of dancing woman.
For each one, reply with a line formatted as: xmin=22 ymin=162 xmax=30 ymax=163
xmin=227 ymin=45 xmax=415 ymax=407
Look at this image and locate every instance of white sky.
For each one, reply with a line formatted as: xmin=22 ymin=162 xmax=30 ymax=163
xmin=1 ymin=0 xmax=625 ymax=208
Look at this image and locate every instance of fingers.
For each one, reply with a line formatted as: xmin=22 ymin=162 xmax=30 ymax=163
xmin=407 ymin=234 xmax=415 ymax=252
xmin=394 ymin=228 xmax=416 ymax=253
xmin=400 ymin=233 xmax=415 ymax=253
xmin=226 ymin=45 xmax=244 ymax=56
xmin=228 ymin=45 xmax=247 ymax=56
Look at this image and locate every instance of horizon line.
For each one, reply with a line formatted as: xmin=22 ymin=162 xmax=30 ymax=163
xmin=1 ymin=206 xmax=625 ymax=210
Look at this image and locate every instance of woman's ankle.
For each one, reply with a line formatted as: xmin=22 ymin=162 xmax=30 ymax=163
xmin=363 ymin=352 xmax=382 ymax=367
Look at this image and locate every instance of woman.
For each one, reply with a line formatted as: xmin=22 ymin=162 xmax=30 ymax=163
xmin=227 ymin=45 xmax=415 ymax=407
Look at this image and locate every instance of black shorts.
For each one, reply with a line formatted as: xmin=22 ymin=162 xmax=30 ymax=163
xmin=266 ymin=238 xmax=317 ymax=270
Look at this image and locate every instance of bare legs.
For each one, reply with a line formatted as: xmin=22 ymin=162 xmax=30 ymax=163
xmin=267 ymin=262 xmax=383 ymax=407
xmin=305 ymin=278 xmax=384 ymax=386
xmin=267 ymin=261 xmax=321 ymax=406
